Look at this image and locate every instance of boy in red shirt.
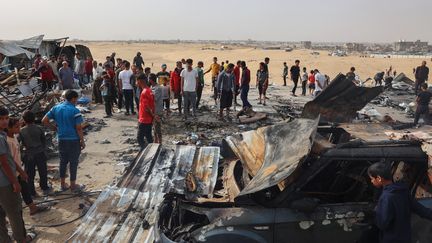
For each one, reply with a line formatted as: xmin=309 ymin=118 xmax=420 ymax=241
xmin=84 ymin=57 xmax=93 ymax=83
xmin=137 ymin=74 xmax=155 ymax=150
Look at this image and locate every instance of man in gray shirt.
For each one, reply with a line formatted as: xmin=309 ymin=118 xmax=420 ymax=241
xmin=59 ymin=61 xmax=75 ymax=89
xmin=149 ymin=74 xmax=163 ymax=143
xmin=217 ymin=63 xmax=236 ymax=120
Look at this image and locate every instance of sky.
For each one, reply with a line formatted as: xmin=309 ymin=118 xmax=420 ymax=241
xmin=1 ymin=0 xmax=431 ymax=42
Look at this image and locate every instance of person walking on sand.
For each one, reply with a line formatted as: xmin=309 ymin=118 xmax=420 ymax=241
xmin=217 ymin=63 xmax=236 ymax=120
xmin=204 ymin=57 xmax=221 ymax=105
xmin=137 ymin=74 xmax=155 ymax=150
xmin=282 ymin=62 xmax=288 ymax=86
xmin=301 ymin=67 xmax=308 ymax=96
xmin=170 ymin=61 xmax=184 ymax=114
xmin=256 ymin=62 xmax=269 ymax=106
xmin=133 ymin=52 xmax=144 ymax=69
xmin=415 ymin=61 xmax=429 ymax=95
xmin=180 ymin=59 xmax=199 ymax=120
xmin=42 ymin=90 xmax=85 ymax=193
xmin=290 ymin=60 xmax=301 ymax=96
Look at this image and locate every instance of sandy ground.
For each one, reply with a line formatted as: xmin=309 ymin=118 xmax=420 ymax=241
xmin=19 ymin=42 xmax=426 ymax=242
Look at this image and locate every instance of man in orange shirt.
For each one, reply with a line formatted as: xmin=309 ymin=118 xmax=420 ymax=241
xmin=204 ymin=57 xmax=221 ymax=105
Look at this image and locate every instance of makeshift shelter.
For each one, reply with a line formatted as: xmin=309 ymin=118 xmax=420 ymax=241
xmin=0 ymin=41 xmax=34 ymax=70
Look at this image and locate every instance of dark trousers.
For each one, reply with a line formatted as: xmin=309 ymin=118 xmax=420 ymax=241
xmin=196 ymin=83 xmax=203 ymax=109
xmin=175 ymin=93 xmax=182 ymax=113
xmin=163 ymin=99 xmax=170 ymax=110
xmin=77 ymin=74 xmax=84 ymax=87
xmin=283 ymin=75 xmax=287 ymax=86
xmin=414 ymin=105 xmax=430 ymax=125
xmin=301 ymin=81 xmax=307 ymax=96
xmin=41 ymin=79 xmax=54 ymax=92
xmin=117 ymin=90 xmax=124 ymax=110
xmin=58 ymin=140 xmax=81 ymax=181
xmin=241 ymin=85 xmax=252 ymax=108
xmin=103 ymin=96 xmax=112 ymax=116
xmin=18 ymin=176 xmax=33 ymax=205
xmin=415 ymin=80 xmax=425 ymax=94
xmin=0 ymin=185 xmax=26 ymax=243
xmin=137 ymin=123 xmax=153 ymax=150
xmin=123 ymin=89 xmax=134 ymax=113
xmin=212 ymin=77 xmax=218 ymax=100
xmin=93 ymin=78 xmax=103 ymax=104
xmin=134 ymin=88 xmax=140 ymax=111
xmin=292 ymin=76 xmax=299 ymax=94
xmin=24 ymin=152 xmax=49 ymax=195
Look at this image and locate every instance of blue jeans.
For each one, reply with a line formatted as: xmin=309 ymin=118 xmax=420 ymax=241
xmin=240 ymin=85 xmax=251 ymax=108
xmin=58 ymin=140 xmax=81 ymax=181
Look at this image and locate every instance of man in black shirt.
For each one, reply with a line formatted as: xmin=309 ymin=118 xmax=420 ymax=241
xmin=414 ymin=83 xmax=431 ymax=125
xmin=346 ymin=67 xmax=356 ymax=82
xmin=415 ymin=61 xmax=429 ymax=94
xmin=290 ymin=60 xmax=300 ymax=96
xmin=133 ymin=52 xmax=145 ymax=69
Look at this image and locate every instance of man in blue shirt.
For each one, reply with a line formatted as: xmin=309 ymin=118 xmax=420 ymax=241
xmin=42 ymin=90 xmax=85 ymax=193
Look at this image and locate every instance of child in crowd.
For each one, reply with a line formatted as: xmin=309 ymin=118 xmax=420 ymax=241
xmin=100 ymin=72 xmax=113 ymax=118
xmin=161 ymin=77 xmax=171 ymax=115
xmin=19 ymin=110 xmax=51 ymax=196
xmin=301 ymin=67 xmax=308 ymax=96
xmin=149 ymin=74 xmax=163 ymax=143
xmin=308 ymin=70 xmax=315 ymax=95
xmin=7 ymin=117 xmax=49 ymax=215
xmin=368 ymin=162 xmax=432 ymax=243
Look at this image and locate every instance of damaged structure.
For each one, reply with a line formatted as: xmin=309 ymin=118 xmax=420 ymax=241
xmin=69 ymin=117 xmax=432 ymax=242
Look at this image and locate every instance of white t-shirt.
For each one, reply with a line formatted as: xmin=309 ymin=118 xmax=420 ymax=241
xmin=180 ymin=68 xmax=198 ymax=92
xmin=314 ymin=73 xmax=326 ymax=92
xmin=119 ymin=69 xmax=133 ymax=90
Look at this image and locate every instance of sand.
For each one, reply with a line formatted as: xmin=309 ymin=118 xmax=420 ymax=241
xmin=22 ymin=42 xmax=427 ymax=242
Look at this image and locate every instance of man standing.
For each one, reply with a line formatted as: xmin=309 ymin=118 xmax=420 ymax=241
xmin=180 ymin=59 xmax=199 ymax=120
xmin=114 ymin=59 xmax=124 ymax=112
xmin=414 ymin=83 xmax=431 ymax=126
xmin=233 ymin=61 xmax=241 ymax=105
xmin=314 ymin=69 xmax=326 ymax=97
xmin=48 ymin=55 xmax=60 ymax=82
xmin=118 ymin=61 xmax=135 ymax=116
xmin=204 ymin=57 xmax=221 ymax=105
xmin=290 ymin=60 xmax=301 ymax=96
xmin=282 ymin=62 xmax=288 ymax=86
xmin=133 ymin=52 xmax=144 ymax=69
xmin=415 ymin=61 xmax=429 ymax=94
xmin=301 ymin=67 xmax=308 ymax=96
xmin=42 ymin=90 xmax=85 ymax=193
xmin=59 ymin=61 xmax=74 ymax=90
xmin=263 ymin=57 xmax=270 ymax=98
xmin=74 ymin=53 xmax=85 ymax=88
xmin=149 ymin=74 xmax=163 ymax=143
xmin=195 ymin=61 xmax=205 ymax=109
xmin=84 ymin=57 xmax=93 ymax=84
xmin=240 ymin=61 xmax=252 ymax=110
xmin=217 ymin=63 xmax=236 ymax=120
xmin=156 ymin=64 xmax=170 ymax=84
xmin=104 ymin=56 xmax=114 ymax=69
xmin=137 ymin=74 xmax=155 ymax=150
xmin=0 ymin=107 xmax=30 ymax=243
xmin=346 ymin=67 xmax=356 ymax=82
xmin=170 ymin=61 xmax=183 ymax=114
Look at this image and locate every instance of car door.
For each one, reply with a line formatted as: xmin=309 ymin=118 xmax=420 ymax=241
xmin=274 ymin=202 xmax=376 ymax=243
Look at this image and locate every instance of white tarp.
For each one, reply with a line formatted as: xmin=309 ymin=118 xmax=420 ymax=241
xmin=13 ymin=35 xmax=44 ymax=50
xmin=0 ymin=41 xmax=34 ymax=59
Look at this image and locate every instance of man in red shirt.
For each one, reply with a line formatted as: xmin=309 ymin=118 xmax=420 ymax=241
xmin=170 ymin=61 xmax=183 ymax=114
xmin=240 ymin=61 xmax=251 ymax=109
xmin=233 ymin=61 xmax=241 ymax=105
xmin=28 ymin=57 xmax=58 ymax=91
xmin=137 ymin=73 xmax=155 ymax=150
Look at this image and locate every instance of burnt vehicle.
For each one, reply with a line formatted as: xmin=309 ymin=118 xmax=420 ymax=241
xmin=156 ymin=119 xmax=432 ymax=243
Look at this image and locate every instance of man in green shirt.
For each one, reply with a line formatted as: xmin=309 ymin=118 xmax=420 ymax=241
xmin=195 ymin=61 xmax=205 ymax=109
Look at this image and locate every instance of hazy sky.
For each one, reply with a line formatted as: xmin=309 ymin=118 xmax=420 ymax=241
xmin=1 ymin=0 xmax=430 ymax=42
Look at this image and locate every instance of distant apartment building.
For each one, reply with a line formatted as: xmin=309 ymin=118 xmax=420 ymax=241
xmin=344 ymin=43 xmax=366 ymax=52
xmin=300 ymin=41 xmax=312 ymax=49
xmin=394 ymin=40 xmax=429 ymax=52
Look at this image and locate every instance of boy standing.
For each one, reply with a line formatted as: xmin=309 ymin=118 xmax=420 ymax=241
xmin=368 ymin=162 xmax=432 ymax=243
xmin=19 ymin=110 xmax=51 ymax=196
xmin=195 ymin=61 xmax=205 ymax=109
xmin=414 ymin=83 xmax=431 ymax=126
xmin=0 ymin=107 xmax=29 ymax=243
xmin=100 ymin=72 xmax=113 ymax=118
xmin=282 ymin=62 xmax=288 ymax=86
xmin=301 ymin=67 xmax=308 ymax=96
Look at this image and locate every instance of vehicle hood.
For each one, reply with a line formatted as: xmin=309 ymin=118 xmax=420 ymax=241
xmin=224 ymin=118 xmax=319 ymax=196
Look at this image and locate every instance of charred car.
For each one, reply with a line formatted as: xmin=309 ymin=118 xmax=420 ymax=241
xmin=156 ymin=118 xmax=432 ymax=243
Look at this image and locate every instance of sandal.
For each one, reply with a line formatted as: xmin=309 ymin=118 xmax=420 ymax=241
xmin=26 ymin=231 xmax=37 ymax=242
xmin=30 ymin=205 xmax=50 ymax=216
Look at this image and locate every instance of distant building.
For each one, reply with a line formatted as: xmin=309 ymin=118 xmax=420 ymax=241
xmin=344 ymin=43 xmax=366 ymax=53
xmin=394 ymin=40 xmax=429 ymax=52
xmin=300 ymin=41 xmax=312 ymax=49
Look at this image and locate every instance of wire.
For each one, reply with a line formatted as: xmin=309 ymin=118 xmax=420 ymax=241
xmin=22 ymin=190 xmax=100 ymax=209
xmin=31 ymin=213 xmax=86 ymax=228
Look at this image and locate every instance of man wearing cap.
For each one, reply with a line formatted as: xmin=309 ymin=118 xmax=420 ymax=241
xmin=59 ymin=61 xmax=75 ymax=90
xmin=27 ymin=56 xmax=58 ymax=91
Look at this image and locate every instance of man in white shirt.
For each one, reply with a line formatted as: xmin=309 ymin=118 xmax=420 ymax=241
xmin=180 ymin=59 xmax=199 ymax=119
xmin=118 ymin=61 xmax=135 ymax=115
xmin=314 ymin=69 xmax=327 ymax=97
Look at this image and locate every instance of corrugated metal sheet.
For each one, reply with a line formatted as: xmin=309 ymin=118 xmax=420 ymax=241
xmin=68 ymin=144 xmax=219 ymax=242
